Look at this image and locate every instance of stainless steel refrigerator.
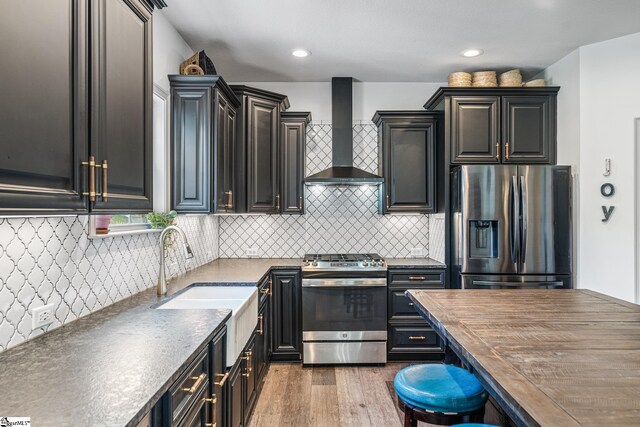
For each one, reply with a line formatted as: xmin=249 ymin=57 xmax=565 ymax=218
xmin=451 ymin=165 xmax=572 ymax=289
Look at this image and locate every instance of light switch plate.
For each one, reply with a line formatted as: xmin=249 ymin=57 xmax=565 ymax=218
xmin=32 ymin=304 xmax=55 ymax=330
xmin=246 ymin=247 xmax=259 ymax=257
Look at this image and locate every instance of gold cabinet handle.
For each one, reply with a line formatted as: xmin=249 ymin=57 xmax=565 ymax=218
xmin=496 ymin=142 xmax=500 ymax=160
xmin=409 ymin=336 xmax=426 ymax=341
xmin=242 ymin=350 xmax=252 ymax=377
xmin=257 ymin=314 xmax=264 ymax=335
xmin=205 ymin=394 xmax=217 ymax=427
xmin=267 ymin=279 xmax=273 ymax=296
xmin=386 ymin=194 xmax=390 ymax=209
xmin=214 ymin=372 xmax=229 ymax=387
xmin=99 ymin=159 xmax=108 ymax=201
xmin=505 ymin=142 xmax=510 ymax=160
xmin=81 ymin=156 xmax=96 ymax=201
xmin=228 ymin=190 xmax=233 ymax=209
xmin=407 ymin=302 xmax=414 ymax=307
xmin=275 ymin=194 xmax=280 ymax=210
xmin=298 ymin=195 xmax=303 ymax=210
xmin=260 ymin=287 xmax=269 ymax=295
xmin=182 ymin=373 xmax=206 ymax=394
xmin=408 ymin=276 xmax=425 ymax=280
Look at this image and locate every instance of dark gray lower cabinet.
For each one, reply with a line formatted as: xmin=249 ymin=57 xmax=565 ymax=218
xmin=227 ymin=359 xmax=243 ymax=427
xmin=242 ymin=335 xmax=257 ymax=426
xmin=270 ymin=270 xmax=302 ymax=361
xmin=387 ymin=269 xmax=445 ymax=361
xmin=280 ymin=112 xmax=311 ymax=214
xmin=373 ymin=111 xmax=442 ymax=214
xmin=210 ymin=327 xmax=227 ymax=427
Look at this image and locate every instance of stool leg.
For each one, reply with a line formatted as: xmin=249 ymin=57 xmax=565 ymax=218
xmin=403 ymin=408 xmax=417 ymax=427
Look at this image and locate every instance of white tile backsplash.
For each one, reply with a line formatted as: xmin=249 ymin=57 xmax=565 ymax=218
xmin=0 ymin=214 xmax=218 ymax=353
xmin=218 ymin=122 xmax=435 ymax=258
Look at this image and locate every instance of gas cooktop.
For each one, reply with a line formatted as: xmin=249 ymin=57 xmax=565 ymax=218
xmin=302 ymin=253 xmax=386 ymax=270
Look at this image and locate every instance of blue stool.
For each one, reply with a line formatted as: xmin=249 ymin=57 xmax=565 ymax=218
xmin=394 ymin=364 xmax=489 ymax=427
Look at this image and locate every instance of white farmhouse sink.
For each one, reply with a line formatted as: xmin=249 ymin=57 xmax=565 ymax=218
xmin=156 ymin=286 xmax=258 ymax=367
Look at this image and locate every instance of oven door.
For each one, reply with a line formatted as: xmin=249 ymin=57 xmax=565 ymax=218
xmin=302 ymin=277 xmax=387 ymax=341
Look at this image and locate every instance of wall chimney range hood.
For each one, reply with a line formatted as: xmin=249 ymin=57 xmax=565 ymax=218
xmin=304 ymin=77 xmax=383 ymax=186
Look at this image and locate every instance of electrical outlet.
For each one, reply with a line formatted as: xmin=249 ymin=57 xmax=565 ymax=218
xmin=207 ymin=250 xmax=213 ymax=259
xmin=32 ymin=304 xmax=55 ymax=330
xmin=246 ymin=247 xmax=259 ymax=257
xmin=411 ymin=247 xmax=425 ymax=257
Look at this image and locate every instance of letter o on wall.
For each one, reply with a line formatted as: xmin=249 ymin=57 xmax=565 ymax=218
xmin=601 ymin=183 xmax=615 ymax=197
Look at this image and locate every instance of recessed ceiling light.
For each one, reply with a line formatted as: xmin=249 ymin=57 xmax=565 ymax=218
xmin=461 ymin=48 xmax=484 ymax=58
xmin=292 ymin=49 xmax=311 ymax=58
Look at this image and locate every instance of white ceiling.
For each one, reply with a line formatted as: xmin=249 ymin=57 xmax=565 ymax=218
xmin=162 ymin=0 xmax=640 ymax=82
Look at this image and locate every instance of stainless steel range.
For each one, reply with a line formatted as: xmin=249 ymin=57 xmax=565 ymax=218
xmin=301 ymin=253 xmax=387 ymax=365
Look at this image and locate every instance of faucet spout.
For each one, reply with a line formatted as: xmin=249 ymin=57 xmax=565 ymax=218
xmin=157 ymin=225 xmax=194 ymax=296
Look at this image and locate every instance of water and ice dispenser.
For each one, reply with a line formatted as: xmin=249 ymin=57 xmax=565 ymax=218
xmin=468 ymin=220 xmax=498 ymax=258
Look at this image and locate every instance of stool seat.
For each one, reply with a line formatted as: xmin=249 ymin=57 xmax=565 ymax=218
xmin=394 ymin=364 xmax=488 ymax=414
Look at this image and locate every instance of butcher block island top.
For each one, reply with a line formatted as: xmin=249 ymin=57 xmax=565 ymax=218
xmin=406 ymin=289 xmax=640 ymax=427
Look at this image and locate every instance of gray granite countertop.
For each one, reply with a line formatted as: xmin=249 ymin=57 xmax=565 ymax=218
xmin=0 ymin=258 xmax=300 ymax=426
xmin=385 ymin=257 xmax=446 ymax=269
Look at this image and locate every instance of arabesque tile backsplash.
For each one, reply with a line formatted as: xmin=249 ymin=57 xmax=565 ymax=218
xmin=0 ymin=121 xmax=443 ymax=353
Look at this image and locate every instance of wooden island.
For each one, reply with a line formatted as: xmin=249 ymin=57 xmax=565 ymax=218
xmin=406 ymin=289 xmax=640 ymax=427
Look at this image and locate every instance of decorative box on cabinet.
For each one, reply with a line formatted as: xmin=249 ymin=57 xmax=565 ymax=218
xmin=373 ymin=111 xmax=443 ymax=214
xmin=231 ymin=85 xmax=290 ymax=214
xmin=0 ymin=0 xmax=154 ymax=214
xmin=170 ymin=75 xmax=240 ymax=213
xmin=424 ymin=87 xmax=559 ymax=165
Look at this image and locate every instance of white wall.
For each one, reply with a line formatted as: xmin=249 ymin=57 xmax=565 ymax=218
xmin=543 ymin=32 xmax=640 ymax=302
xmin=578 ymin=32 xmax=640 ymax=302
xmin=231 ymin=82 xmax=445 ymax=121
xmin=153 ymin=11 xmax=193 ymax=91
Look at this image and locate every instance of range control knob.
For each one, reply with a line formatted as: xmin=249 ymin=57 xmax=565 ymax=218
xmin=312 ymin=261 xmax=318 ymax=267
xmin=372 ymin=262 xmax=379 ymax=267
xmin=362 ymin=262 xmax=369 ymax=267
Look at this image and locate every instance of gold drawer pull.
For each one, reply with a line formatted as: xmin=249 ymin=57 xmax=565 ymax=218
xmin=257 ymin=314 xmax=264 ymax=335
xmin=260 ymin=287 xmax=269 ymax=295
xmin=409 ymin=336 xmax=426 ymax=341
xmin=408 ymin=302 xmax=414 ymax=307
xmin=505 ymin=142 xmax=510 ymax=160
xmin=205 ymin=394 xmax=217 ymax=426
xmin=214 ymin=372 xmax=229 ymax=387
xmin=496 ymin=142 xmax=500 ymax=160
xmin=182 ymin=373 xmax=206 ymax=394
xmin=408 ymin=276 xmax=425 ymax=281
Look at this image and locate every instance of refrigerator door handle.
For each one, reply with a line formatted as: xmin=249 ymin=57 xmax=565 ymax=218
xmin=519 ymin=176 xmax=528 ymax=264
xmin=510 ymin=176 xmax=519 ymax=264
xmin=472 ymin=280 xmax=564 ymax=289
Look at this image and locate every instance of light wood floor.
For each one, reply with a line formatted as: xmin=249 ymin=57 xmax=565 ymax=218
xmin=249 ymin=363 xmax=435 ymax=427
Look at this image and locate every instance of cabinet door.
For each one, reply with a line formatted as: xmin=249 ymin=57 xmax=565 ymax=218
xmin=271 ymin=271 xmax=302 ymax=360
xmin=247 ymin=97 xmax=279 ymax=213
xmin=0 ymin=0 xmax=88 ymax=214
xmin=280 ymin=120 xmax=305 ymax=214
xmin=171 ymin=87 xmax=211 ymax=213
xmin=90 ymin=0 xmax=153 ymax=212
xmin=242 ymin=335 xmax=257 ymax=426
xmin=215 ymin=92 xmax=236 ymax=213
xmin=255 ymin=303 xmax=269 ymax=384
xmin=502 ymin=96 xmax=555 ymax=164
xmin=210 ymin=328 xmax=226 ymax=427
xmin=177 ymin=385 xmax=210 ymax=427
xmin=450 ymin=97 xmax=500 ymax=164
xmin=227 ymin=361 xmax=243 ymax=427
xmin=383 ymin=121 xmax=436 ymax=213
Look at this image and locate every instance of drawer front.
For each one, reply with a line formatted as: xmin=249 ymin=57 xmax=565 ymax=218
xmin=389 ymin=325 xmax=440 ymax=352
xmin=389 ymin=289 xmax=422 ymax=320
xmin=388 ymin=269 xmax=445 ymax=287
xmin=170 ymin=348 xmax=210 ymax=425
xmin=177 ymin=383 xmax=210 ymax=427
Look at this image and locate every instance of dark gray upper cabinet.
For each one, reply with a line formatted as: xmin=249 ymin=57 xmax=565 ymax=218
xmin=0 ymin=0 xmax=155 ymax=215
xmin=502 ymin=96 xmax=555 ymax=164
xmin=373 ymin=111 xmax=442 ymax=214
xmin=280 ymin=112 xmax=311 ymax=214
xmin=170 ymin=76 xmax=240 ymax=213
xmin=90 ymin=0 xmax=153 ymax=213
xmin=424 ymin=87 xmax=559 ymax=165
xmin=450 ymin=97 xmax=500 ymax=164
xmin=0 ymin=0 xmax=89 ymax=214
xmin=231 ymin=86 xmax=289 ymax=214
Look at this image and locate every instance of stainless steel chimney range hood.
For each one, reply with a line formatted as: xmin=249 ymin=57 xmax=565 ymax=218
xmin=304 ymin=77 xmax=383 ymax=186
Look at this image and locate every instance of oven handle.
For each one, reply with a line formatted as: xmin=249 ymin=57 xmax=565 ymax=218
xmin=302 ymin=278 xmax=387 ymax=287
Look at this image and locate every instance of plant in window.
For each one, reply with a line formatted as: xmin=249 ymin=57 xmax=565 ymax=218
xmin=146 ymin=210 xmax=178 ymax=229
xmin=110 ymin=214 xmax=129 ymax=225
